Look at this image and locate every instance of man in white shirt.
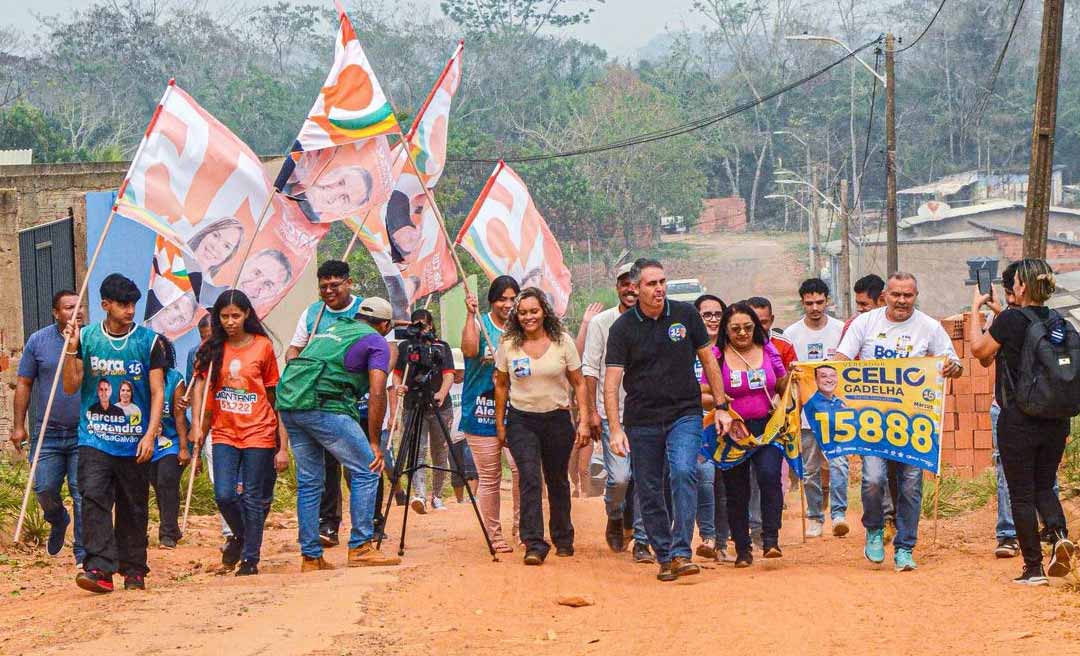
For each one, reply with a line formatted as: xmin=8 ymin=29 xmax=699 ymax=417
xmin=783 ymin=278 xmax=849 ymax=538
xmin=581 ymin=262 xmax=650 ymax=560
xmin=836 ymin=272 xmax=962 ymax=572
xmin=284 ymin=260 xmax=364 ymax=548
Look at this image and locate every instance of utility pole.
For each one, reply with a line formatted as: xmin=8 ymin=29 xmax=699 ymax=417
xmin=1023 ymin=0 xmax=1065 ymax=259
xmin=839 ymin=178 xmax=851 ymax=316
xmin=885 ymin=33 xmax=898 ymax=274
xmin=810 ymin=166 xmax=820 ymax=276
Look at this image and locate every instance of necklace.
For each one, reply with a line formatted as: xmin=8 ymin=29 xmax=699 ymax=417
xmin=102 ymin=321 xmax=134 ymax=351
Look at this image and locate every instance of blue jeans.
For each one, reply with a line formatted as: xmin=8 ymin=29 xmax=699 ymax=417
xmin=211 ymin=443 xmax=276 ymax=564
xmin=626 ymin=415 xmax=701 ymax=563
xmin=990 ymin=404 xmax=1016 ymax=540
xmin=801 ymin=429 xmax=850 ymax=522
xmin=600 ymin=419 xmax=647 ymax=543
xmin=283 ymin=410 xmax=380 ymax=558
xmin=861 ymin=456 xmax=922 ymax=551
xmin=695 ymin=459 xmax=716 ymax=540
xmin=29 ymin=433 xmax=85 ymax=563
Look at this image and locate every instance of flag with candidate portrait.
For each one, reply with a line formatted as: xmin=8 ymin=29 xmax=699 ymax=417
xmin=455 ymin=162 xmax=572 ymax=316
xmin=701 ymin=387 xmax=803 ymax=478
xmin=144 ymin=235 xmax=207 ymax=340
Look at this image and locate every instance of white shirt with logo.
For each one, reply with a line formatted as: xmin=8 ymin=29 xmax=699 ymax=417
xmin=784 ymin=315 xmax=844 ymax=428
xmin=837 ymin=306 xmax=959 ymax=363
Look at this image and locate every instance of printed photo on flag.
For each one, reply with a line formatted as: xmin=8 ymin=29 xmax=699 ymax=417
xmin=348 ymin=213 xmax=412 ymax=321
xmin=144 ymin=235 xmax=207 ymax=340
xmin=456 ymin=162 xmax=572 ymax=315
xmin=277 ymin=137 xmax=394 ymax=224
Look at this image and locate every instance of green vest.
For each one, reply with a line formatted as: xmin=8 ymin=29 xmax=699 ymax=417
xmin=277 ymin=318 xmax=378 ymax=420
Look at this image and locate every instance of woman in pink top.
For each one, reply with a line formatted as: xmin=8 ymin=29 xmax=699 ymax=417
xmin=714 ymin=301 xmax=788 ymax=567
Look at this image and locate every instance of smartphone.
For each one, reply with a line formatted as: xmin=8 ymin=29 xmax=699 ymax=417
xmin=977 ymin=268 xmax=994 ymax=297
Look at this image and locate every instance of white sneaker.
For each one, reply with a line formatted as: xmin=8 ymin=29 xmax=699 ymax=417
xmin=431 ymin=496 xmax=447 ymax=511
xmin=832 ymin=517 xmax=850 ymax=537
xmin=410 ymin=497 xmax=427 ymax=515
xmin=806 ymin=520 xmax=824 ymax=538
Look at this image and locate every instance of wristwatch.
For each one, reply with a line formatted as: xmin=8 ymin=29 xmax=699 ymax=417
xmin=716 ymin=401 xmax=730 ymax=412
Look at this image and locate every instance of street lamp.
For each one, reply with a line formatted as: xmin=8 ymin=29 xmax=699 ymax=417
xmin=774 ymin=174 xmax=842 ymax=213
xmin=787 ymin=32 xmax=898 ymax=275
xmin=774 ymin=129 xmax=817 ymax=273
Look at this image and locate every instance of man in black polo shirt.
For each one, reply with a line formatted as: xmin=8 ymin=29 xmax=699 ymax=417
xmin=604 ymin=258 xmax=735 ymax=581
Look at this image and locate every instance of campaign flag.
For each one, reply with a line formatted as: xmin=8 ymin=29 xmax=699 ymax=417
xmin=113 ymin=81 xmax=276 ymax=288
xmin=701 ymin=386 xmax=803 ymax=478
xmin=144 ymin=235 xmax=207 ymax=340
xmin=790 ymin=357 xmax=946 ymax=473
xmin=347 ymin=213 xmax=411 ymax=321
xmin=295 ymin=0 xmax=398 ymax=149
xmin=275 ymin=136 xmax=395 ymax=224
xmin=455 ymin=162 xmax=573 ymax=316
xmin=405 ymin=41 xmax=463 ymax=189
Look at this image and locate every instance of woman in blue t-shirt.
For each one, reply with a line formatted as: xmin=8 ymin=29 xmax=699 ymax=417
xmin=460 ymin=275 xmax=521 ymax=552
xmin=148 ymin=337 xmax=190 ymax=549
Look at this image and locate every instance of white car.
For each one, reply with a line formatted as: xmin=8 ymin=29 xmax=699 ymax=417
xmin=667 ymin=278 xmax=705 ymax=303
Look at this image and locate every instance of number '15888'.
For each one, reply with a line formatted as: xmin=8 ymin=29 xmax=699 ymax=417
xmin=813 ymin=408 xmax=936 ymax=454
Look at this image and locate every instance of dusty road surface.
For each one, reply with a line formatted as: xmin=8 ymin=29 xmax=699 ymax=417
xmin=1 ymin=489 xmax=1078 ymax=656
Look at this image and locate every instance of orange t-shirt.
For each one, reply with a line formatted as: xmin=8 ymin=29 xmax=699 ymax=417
xmin=209 ymin=334 xmax=280 ymax=449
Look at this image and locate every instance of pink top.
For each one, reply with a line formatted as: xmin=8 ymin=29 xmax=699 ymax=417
xmin=704 ymin=342 xmax=786 ymax=421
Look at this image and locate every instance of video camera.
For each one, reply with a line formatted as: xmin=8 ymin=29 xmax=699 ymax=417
xmin=400 ymin=321 xmax=444 ymax=392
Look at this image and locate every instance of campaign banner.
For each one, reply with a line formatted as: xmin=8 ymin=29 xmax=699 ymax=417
xmin=701 ymin=385 xmax=803 ymax=478
xmin=790 ymin=357 xmax=946 ymax=473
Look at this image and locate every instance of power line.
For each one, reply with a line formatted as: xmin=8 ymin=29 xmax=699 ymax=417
xmin=896 ymin=0 xmax=948 ymax=53
xmin=970 ymin=0 xmax=1027 ymax=128
xmin=447 ymin=38 xmax=881 ymax=165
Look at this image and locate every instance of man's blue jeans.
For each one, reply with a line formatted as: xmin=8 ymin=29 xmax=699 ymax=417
xmin=283 ymin=410 xmax=380 ymax=558
xmin=861 ymin=455 xmax=923 ymax=551
xmin=600 ymin=419 xmax=646 ymax=543
xmin=696 ymin=459 xmax=716 ymax=540
xmin=626 ymin=415 xmax=700 ymax=563
xmin=801 ymin=429 xmax=850 ymax=522
xmin=990 ymin=403 xmax=1016 ymax=540
xmin=211 ymin=443 xmax=276 ymax=564
xmin=29 ymin=432 xmax=85 ymax=564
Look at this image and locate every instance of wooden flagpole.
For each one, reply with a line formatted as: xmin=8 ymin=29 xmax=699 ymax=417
xmin=800 ymin=480 xmax=808 ymax=544
xmin=932 ymin=473 xmax=941 ymax=548
xmin=13 ymin=81 xmax=176 ymax=542
xmin=181 ymin=362 xmax=214 ymax=532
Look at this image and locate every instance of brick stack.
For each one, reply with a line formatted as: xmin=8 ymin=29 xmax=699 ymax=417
xmin=938 ymin=313 xmax=995 ymax=478
xmin=696 ymin=197 xmax=747 ymax=233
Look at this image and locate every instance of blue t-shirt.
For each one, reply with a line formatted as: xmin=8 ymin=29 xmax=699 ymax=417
xmin=153 ymin=369 xmax=185 ymax=462
xmin=77 ymin=322 xmax=160 ymax=457
xmin=17 ymin=324 xmax=82 ymax=437
xmin=459 ymin=313 xmax=503 ymax=437
xmin=803 ymin=391 xmax=848 ymax=443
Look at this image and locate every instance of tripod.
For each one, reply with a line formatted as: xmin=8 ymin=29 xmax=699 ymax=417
xmin=377 ymin=380 xmax=497 ymax=560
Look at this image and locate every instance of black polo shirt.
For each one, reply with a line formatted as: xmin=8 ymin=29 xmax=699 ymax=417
xmin=605 ymin=299 xmax=709 ymax=428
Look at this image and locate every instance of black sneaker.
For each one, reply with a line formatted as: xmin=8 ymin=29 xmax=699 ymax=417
xmin=394 ymin=489 xmax=408 ymax=506
xmin=75 ymin=569 xmax=114 ymax=594
xmin=235 ymin=560 xmax=258 ymax=576
xmin=1013 ymin=565 xmax=1049 ymax=586
xmin=159 ymin=536 xmax=178 ymax=550
xmin=632 ymin=541 xmax=656 ymax=564
xmin=555 ymin=546 xmax=574 ymax=557
xmin=1047 ymin=534 xmax=1075 ymax=578
xmin=994 ymin=538 xmax=1020 ymax=558
xmin=657 ymin=561 xmax=678 ymax=582
xmin=47 ymin=509 xmax=70 ymax=557
xmin=123 ymin=573 xmax=146 ymax=590
xmin=734 ymin=550 xmax=753 ymax=569
xmin=605 ymin=517 xmax=625 ymax=553
xmin=319 ymin=529 xmax=340 ymax=548
xmin=763 ymin=544 xmax=783 ymax=559
xmin=222 ymin=536 xmax=243 ymax=570
xmin=523 ymin=551 xmax=545 ymax=566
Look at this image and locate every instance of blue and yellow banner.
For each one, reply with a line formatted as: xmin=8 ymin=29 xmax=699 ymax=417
xmin=791 ymin=357 xmax=946 ymax=473
xmin=701 ymin=388 xmax=803 ymax=478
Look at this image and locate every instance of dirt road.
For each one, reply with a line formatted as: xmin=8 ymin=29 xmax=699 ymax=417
xmin=1 ymin=488 xmax=1077 ymax=656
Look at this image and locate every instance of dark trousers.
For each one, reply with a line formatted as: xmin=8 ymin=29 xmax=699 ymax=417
xmin=149 ymin=454 xmax=183 ymax=542
xmin=506 ymin=407 xmax=575 ymax=557
xmin=320 ymin=452 xmax=344 ymax=534
xmin=998 ymin=408 xmax=1070 ymax=567
xmin=212 ymin=444 xmax=276 ymax=564
xmin=450 ymin=439 xmax=479 ymax=488
xmin=77 ymin=446 xmax=150 ymax=576
xmin=712 ymin=466 xmax=730 ymax=546
xmin=723 ymin=418 xmax=783 ymax=554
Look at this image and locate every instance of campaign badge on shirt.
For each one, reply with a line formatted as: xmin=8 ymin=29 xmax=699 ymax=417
xmin=748 ymin=368 xmax=766 ymax=390
xmin=807 ymin=343 xmax=824 ymax=360
xmin=729 ymin=370 xmax=743 ymax=388
xmin=668 ymin=323 xmax=687 ymax=342
xmin=511 ymin=357 xmax=532 ymax=378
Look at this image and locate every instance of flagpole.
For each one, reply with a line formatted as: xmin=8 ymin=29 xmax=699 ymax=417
xmin=392 ymin=125 xmax=501 ymax=356
xmin=13 ymin=81 xmax=176 ymax=542
xmin=182 ymin=362 xmax=214 ymax=532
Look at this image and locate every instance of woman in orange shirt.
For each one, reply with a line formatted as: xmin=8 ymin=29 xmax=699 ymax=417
xmin=191 ymin=291 xmax=288 ymax=576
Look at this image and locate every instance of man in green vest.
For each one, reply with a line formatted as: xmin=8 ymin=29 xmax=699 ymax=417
xmin=278 ymin=297 xmax=400 ymax=570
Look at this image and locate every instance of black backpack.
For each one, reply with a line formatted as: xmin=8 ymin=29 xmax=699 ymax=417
xmin=1003 ymin=307 xmax=1080 ymax=418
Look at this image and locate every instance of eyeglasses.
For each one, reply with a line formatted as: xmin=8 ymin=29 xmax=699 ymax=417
xmin=700 ymin=311 xmax=723 ymax=320
xmin=729 ymin=325 xmax=755 ymax=335
xmin=319 ymin=280 xmax=348 ymax=292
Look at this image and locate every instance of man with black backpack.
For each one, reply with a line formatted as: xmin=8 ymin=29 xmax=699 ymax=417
xmin=970 ymin=259 xmax=1076 ymax=586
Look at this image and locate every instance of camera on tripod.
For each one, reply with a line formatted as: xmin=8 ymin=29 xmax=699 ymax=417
xmin=401 ymin=320 xmax=444 ymax=392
